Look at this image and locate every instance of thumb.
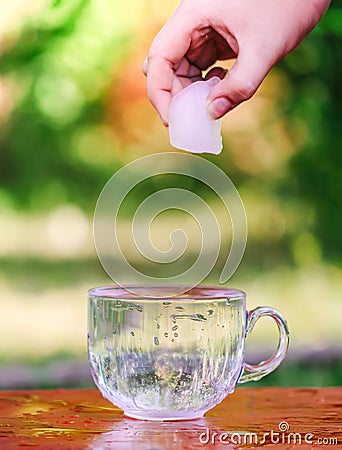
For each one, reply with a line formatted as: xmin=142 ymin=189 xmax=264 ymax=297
xmin=207 ymin=51 xmax=273 ymax=119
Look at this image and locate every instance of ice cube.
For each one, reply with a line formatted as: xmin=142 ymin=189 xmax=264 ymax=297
xmin=168 ymin=77 xmax=223 ymax=155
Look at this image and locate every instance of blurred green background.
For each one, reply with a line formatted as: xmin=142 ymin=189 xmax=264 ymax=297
xmin=0 ymin=0 xmax=341 ymax=389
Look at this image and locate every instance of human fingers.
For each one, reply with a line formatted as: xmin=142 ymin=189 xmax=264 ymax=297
xmin=207 ymin=49 xmax=274 ymax=119
xmin=186 ymin=30 xmax=236 ymax=69
xmin=146 ymin=16 xmax=193 ymax=125
xmin=204 ymin=66 xmax=228 ymax=81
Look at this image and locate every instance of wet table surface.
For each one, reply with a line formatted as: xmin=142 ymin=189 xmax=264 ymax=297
xmin=0 ymin=387 xmax=341 ymax=449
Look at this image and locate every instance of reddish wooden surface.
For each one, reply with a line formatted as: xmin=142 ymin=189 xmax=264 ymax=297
xmin=0 ymin=387 xmax=341 ymax=449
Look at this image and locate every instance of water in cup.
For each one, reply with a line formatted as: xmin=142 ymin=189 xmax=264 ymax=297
xmin=88 ymin=286 xmax=289 ymax=420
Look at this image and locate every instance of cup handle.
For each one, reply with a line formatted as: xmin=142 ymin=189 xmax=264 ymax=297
xmin=238 ymin=306 xmax=290 ymax=384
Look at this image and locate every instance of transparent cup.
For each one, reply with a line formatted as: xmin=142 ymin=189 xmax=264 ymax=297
xmin=87 ymin=285 xmax=289 ymax=421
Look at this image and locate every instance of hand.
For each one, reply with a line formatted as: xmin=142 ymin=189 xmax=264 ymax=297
xmin=143 ymin=0 xmax=330 ymax=125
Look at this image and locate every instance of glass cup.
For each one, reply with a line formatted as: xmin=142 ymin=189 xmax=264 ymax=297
xmin=87 ymin=285 xmax=289 ymax=421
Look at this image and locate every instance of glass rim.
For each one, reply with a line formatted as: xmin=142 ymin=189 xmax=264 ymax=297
xmin=87 ymin=285 xmax=246 ymax=301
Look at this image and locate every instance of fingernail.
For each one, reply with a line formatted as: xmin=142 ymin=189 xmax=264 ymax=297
xmin=142 ymin=57 xmax=148 ymax=75
xmin=208 ymin=97 xmax=232 ymax=119
xmin=160 ymin=114 xmax=169 ymax=127
xmin=221 ymin=69 xmax=228 ymax=78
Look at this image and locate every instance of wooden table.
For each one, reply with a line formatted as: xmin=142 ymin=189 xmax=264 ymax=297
xmin=0 ymin=388 xmax=341 ymax=449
